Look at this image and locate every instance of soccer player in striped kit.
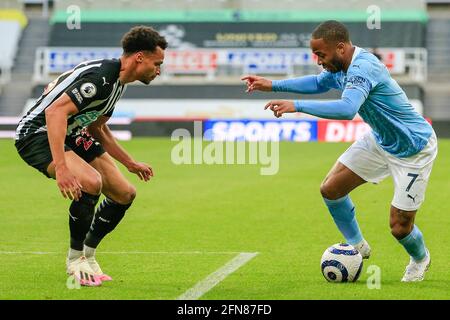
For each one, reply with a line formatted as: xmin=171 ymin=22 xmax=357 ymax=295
xmin=15 ymin=26 xmax=167 ymax=286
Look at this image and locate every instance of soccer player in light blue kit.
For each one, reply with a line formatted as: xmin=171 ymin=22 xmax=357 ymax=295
xmin=242 ymin=20 xmax=437 ymax=281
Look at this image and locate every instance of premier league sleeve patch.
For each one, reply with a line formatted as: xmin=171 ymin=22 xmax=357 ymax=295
xmin=345 ymin=75 xmax=372 ymax=93
xmin=80 ymin=82 xmax=97 ymax=98
xmin=65 ymin=77 xmax=107 ymax=111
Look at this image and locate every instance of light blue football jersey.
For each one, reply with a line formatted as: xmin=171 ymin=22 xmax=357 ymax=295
xmin=317 ymin=47 xmax=433 ymax=158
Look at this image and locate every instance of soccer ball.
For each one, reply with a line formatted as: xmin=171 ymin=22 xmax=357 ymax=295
xmin=320 ymin=243 xmax=363 ymax=283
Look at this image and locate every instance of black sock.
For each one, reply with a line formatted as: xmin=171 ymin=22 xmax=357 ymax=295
xmin=84 ymin=198 xmax=132 ymax=249
xmin=69 ymin=192 xmax=100 ymax=251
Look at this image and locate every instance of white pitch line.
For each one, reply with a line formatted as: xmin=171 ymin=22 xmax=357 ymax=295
xmin=101 ymin=251 xmax=242 ymax=255
xmin=0 ymin=251 xmax=58 ymax=255
xmin=177 ymin=252 xmax=259 ymax=300
xmin=0 ymin=251 xmax=244 ymax=255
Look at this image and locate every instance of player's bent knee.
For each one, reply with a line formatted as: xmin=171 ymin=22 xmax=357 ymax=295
xmin=83 ymin=171 xmax=102 ymax=195
xmin=113 ymin=184 xmax=136 ymax=205
xmin=320 ymin=182 xmax=339 ymax=200
xmin=127 ymin=184 xmax=137 ymax=203
xmin=390 ymin=207 xmax=415 ymax=239
xmin=390 ymin=223 xmax=413 ymax=240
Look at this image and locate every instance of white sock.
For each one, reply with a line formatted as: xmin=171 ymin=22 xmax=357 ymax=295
xmin=68 ymin=248 xmax=83 ymax=261
xmin=84 ymin=245 xmax=96 ymax=258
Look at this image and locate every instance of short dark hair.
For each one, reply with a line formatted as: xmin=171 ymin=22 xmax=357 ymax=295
xmin=312 ymin=20 xmax=350 ymax=43
xmin=121 ymin=26 xmax=168 ymax=54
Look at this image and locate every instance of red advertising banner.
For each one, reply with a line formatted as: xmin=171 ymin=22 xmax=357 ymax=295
xmin=318 ymin=120 xmax=371 ymax=142
xmin=164 ymin=50 xmax=217 ymax=73
xmin=317 ymin=118 xmax=431 ymax=142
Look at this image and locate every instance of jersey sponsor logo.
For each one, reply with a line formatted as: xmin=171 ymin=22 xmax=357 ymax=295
xmin=74 ymin=110 xmax=99 ymax=127
xmin=80 ymin=82 xmax=97 ymax=98
xmin=71 ymin=88 xmax=83 ymax=104
xmin=102 ymin=77 xmax=109 ymax=86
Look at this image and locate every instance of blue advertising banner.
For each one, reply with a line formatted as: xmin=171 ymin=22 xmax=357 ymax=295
xmin=203 ymin=119 xmax=318 ymax=142
xmin=226 ymin=50 xmax=314 ymax=74
xmin=47 ymin=48 xmax=122 ymax=73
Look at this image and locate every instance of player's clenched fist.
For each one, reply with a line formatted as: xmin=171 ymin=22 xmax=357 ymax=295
xmin=241 ymin=75 xmax=272 ymax=93
xmin=264 ymin=100 xmax=296 ymax=118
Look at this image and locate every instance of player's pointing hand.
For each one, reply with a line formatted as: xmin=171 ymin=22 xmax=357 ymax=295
xmin=264 ymin=100 xmax=296 ymax=118
xmin=241 ymin=75 xmax=272 ymax=93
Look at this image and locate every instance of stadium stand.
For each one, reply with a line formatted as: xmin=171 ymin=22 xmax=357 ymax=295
xmin=38 ymin=0 xmax=427 ymax=100
xmin=0 ymin=1 xmax=51 ymax=116
xmin=43 ymin=0 xmax=428 ymax=86
xmin=51 ymin=0 xmax=425 ymax=11
xmin=424 ymin=0 xmax=450 ymax=130
xmin=0 ymin=1 xmax=27 ymax=94
xmin=0 ymin=21 xmax=20 ymax=86
xmin=1 ymin=0 xmax=449 ymax=138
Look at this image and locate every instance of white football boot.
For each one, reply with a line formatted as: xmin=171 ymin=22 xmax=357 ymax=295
xmin=86 ymin=256 xmax=113 ymax=282
xmin=66 ymin=256 xmax=102 ymax=286
xmin=354 ymin=239 xmax=371 ymax=259
xmin=401 ymin=249 xmax=431 ymax=282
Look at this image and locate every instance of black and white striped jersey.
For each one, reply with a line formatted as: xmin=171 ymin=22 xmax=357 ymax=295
xmin=15 ymin=59 xmax=126 ymax=141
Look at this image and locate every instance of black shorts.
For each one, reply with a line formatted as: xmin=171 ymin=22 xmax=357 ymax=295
xmin=15 ymin=130 xmax=105 ymax=178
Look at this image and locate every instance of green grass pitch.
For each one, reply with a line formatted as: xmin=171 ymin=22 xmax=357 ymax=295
xmin=0 ymin=138 xmax=449 ymax=300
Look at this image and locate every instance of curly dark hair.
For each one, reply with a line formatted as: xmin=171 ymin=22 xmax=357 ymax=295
xmin=121 ymin=26 xmax=168 ymax=55
xmin=312 ymin=20 xmax=350 ymax=43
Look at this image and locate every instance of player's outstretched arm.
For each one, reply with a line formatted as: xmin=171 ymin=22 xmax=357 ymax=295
xmin=294 ymin=88 xmax=366 ymax=120
xmin=264 ymin=88 xmax=366 ymax=119
xmin=242 ymin=74 xmax=330 ymax=94
xmin=45 ymin=93 xmax=83 ymax=200
xmin=88 ymin=116 xmax=153 ymax=181
xmin=241 ymin=75 xmax=273 ymax=93
xmin=264 ymin=100 xmax=296 ymax=118
xmin=271 ymin=75 xmax=330 ymax=94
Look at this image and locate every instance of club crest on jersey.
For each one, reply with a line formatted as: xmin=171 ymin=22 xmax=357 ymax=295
xmin=80 ymin=82 xmax=97 ymax=98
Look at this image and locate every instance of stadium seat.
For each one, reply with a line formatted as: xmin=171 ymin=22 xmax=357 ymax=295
xmin=0 ymin=3 xmax=27 ymax=90
xmin=0 ymin=21 xmax=22 ymax=70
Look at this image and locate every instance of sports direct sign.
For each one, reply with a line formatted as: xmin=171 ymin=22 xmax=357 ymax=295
xmin=204 ymin=119 xmax=371 ymax=142
xmin=318 ymin=120 xmax=371 ymax=142
xmin=204 ymin=119 xmax=318 ymax=142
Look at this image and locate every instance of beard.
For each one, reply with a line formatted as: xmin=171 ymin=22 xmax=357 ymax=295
xmin=327 ymin=56 xmax=345 ymax=73
xmin=140 ymin=74 xmax=156 ymax=85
